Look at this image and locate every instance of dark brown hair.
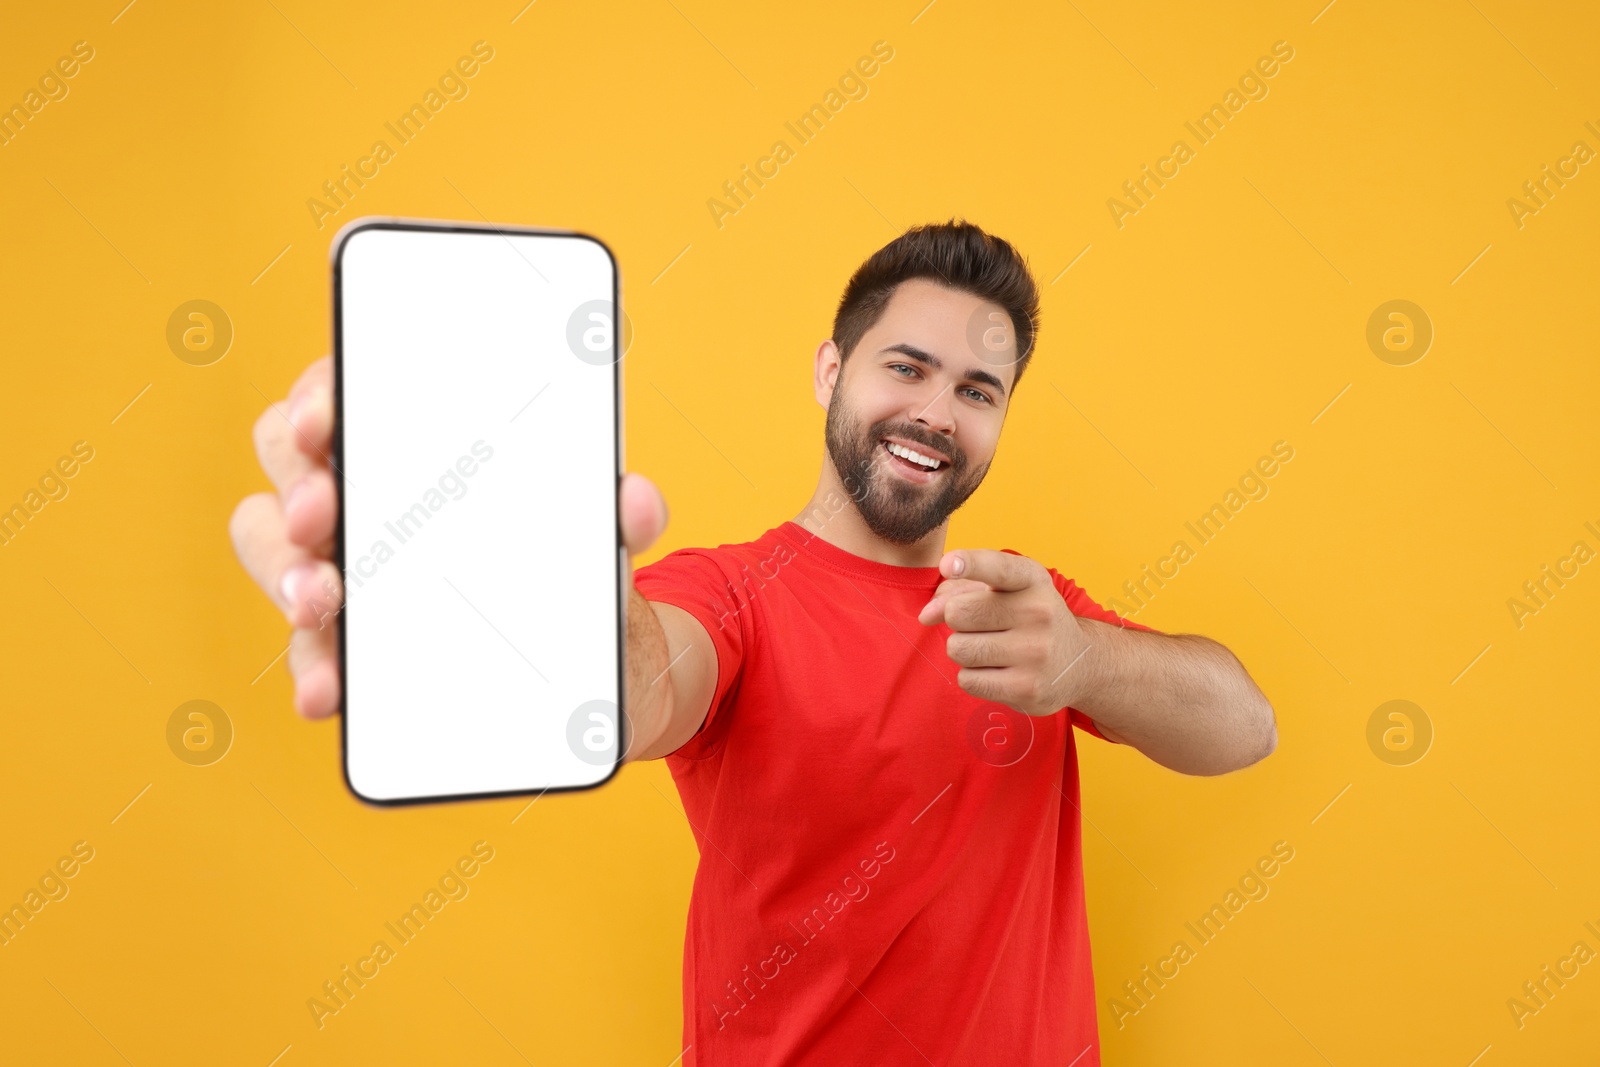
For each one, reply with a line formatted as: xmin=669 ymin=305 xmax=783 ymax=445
xmin=831 ymin=219 xmax=1041 ymax=389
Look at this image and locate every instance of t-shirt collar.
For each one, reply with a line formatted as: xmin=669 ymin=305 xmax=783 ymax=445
xmin=775 ymin=521 xmax=945 ymax=588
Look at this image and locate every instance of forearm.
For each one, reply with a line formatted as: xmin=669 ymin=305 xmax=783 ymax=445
xmin=623 ymin=594 xmax=717 ymax=763
xmin=622 ymin=587 xmax=676 ymax=763
xmin=1069 ymin=620 xmax=1277 ymax=776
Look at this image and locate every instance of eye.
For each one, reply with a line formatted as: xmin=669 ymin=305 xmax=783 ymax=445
xmin=960 ymin=386 xmax=992 ymax=404
xmin=888 ymin=362 xmax=917 ymax=377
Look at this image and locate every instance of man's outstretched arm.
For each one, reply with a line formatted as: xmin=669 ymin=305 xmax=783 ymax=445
xmin=1062 ymin=621 xmax=1277 ymax=776
xmin=918 ymin=548 xmax=1277 ymax=777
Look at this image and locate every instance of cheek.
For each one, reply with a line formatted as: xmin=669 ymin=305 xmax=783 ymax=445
xmin=855 ymin=380 xmax=906 ymax=419
xmin=961 ymin=425 xmax=1003 ymax=467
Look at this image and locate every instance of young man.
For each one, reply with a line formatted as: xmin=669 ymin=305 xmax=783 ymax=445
xmin=232 ymin=220 xmax=1276 ymax=1065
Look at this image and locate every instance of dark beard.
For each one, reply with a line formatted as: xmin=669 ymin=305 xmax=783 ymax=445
xmin=823 ymin=381 xmax=991 ymax=546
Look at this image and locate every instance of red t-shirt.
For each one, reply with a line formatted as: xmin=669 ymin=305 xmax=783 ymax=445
xmin=632 ymin=520 xmax=1158 ymax=1066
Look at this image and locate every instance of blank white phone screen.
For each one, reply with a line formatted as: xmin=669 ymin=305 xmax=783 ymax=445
xmin=336 ymin=223 xmax=622 ymax=803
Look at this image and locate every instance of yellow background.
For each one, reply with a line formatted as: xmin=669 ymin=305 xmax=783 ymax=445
xmin=2 ymin=0 xmax=1596 ymax=1062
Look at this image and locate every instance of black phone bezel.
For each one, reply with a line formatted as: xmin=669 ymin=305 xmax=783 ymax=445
xmin=329 ymin=216 xmax=627 ymax=808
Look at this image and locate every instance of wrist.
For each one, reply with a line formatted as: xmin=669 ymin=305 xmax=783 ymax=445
xmin=1058 ymin=617 xmax=1113 ymax=713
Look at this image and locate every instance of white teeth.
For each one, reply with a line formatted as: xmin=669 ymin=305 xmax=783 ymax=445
xmin=885 ymin=441 xmax=940 ymax=469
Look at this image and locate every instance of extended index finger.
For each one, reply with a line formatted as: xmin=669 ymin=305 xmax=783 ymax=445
xmin=940 ymin=548 xmax=1040 ymax=592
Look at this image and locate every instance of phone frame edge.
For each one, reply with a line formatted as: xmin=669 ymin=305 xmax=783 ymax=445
xmin=330 ymin=215 xmax=628 ymax=808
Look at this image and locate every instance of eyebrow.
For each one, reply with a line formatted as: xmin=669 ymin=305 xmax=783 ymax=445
xmin=878 ymin=343 xmax=1008 ymax=399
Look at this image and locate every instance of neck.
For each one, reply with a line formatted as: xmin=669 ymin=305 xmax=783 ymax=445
xmin=792 ymin=448 xmax=948 ymax=567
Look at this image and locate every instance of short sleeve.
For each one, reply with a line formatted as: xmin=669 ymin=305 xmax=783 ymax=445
xmin=631 ymin=547 xmax=754 ymax=759
xmin=1041 ymin=563 xmax=1163 ymax=745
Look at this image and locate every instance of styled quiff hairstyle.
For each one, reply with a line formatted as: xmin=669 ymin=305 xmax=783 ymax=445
xmin=831 ymin=219 xmax=1042 ymax=389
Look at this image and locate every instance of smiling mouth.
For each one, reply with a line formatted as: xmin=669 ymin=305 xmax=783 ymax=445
xmin=881 ymin=438 xmax=948 ymax=474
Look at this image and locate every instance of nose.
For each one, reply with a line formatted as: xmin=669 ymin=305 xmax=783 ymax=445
xmin=910 ymin=379 xmax=956 ymax=438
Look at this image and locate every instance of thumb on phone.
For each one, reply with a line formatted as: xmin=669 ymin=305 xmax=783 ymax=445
xmin=620 ymin=472 xmax=667 ymax=560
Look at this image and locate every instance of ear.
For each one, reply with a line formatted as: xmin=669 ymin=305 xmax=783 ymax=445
xmin=814 ymin=339 xmax=843 ymax=410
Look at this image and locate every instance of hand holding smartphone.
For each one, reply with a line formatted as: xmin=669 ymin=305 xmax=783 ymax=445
xmin=230 ymin=217 xmax=670 ymax=806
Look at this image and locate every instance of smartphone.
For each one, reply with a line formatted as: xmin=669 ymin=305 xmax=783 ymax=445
xmin=331 ymin=217 xmax=625 ymax=805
